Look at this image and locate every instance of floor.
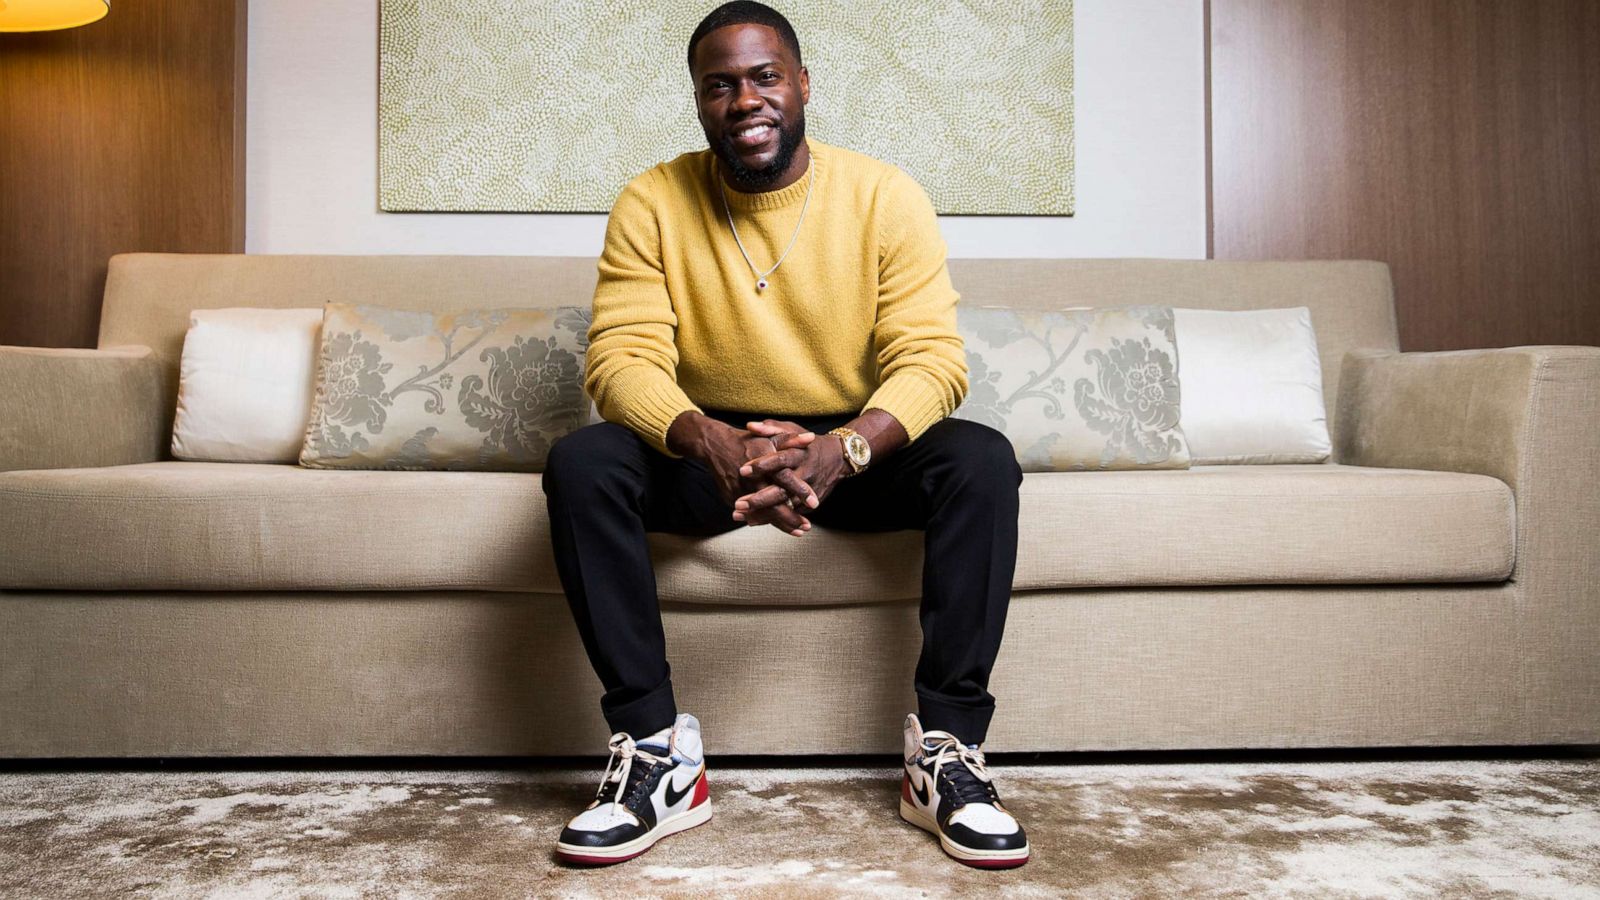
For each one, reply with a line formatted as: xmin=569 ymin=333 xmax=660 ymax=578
xmin=2 ymin=752 xmax=1598 ymax=898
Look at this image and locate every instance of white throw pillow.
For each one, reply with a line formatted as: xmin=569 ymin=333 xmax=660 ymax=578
xmin=1171 ymin=307 xmax=1331 ymax=464
xmin=171 ymin=308 xmax=323 ymax=462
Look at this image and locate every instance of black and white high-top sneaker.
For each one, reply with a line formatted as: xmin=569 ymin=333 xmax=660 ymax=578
xmin=555 ymin=712 xmax=711 ymax=865
xmin=899 ymin=712 xmax=1029 ymax=869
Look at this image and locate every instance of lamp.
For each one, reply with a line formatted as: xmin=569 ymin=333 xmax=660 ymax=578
xmin=0 ymin=0 xmax=109 ymax=32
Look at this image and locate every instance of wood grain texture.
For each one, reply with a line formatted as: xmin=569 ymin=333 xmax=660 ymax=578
xmin=1210 ymin=0 xmax=1600 ymax=351
xmin=0 ymin=0 xmax=246 ymax=349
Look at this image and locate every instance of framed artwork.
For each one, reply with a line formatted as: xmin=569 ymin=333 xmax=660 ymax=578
xmin=379 ymin=1 xmax=1073 ymax=215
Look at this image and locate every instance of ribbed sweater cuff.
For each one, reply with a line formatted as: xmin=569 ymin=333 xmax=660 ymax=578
xmin=615 ymin=371 xmax=702 ymax=458
xmin=862 ymin=371 xmax=951 ymax=443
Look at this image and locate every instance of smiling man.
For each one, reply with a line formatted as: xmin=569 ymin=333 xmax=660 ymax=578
xmin=541 ymin=0 xmax=1028 ymax=870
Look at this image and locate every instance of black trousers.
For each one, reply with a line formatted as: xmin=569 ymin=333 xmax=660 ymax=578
xmin=540 ymin=406 xmax=1023 ymax=744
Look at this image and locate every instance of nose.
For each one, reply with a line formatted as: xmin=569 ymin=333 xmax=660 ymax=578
xmin=732 ymin=79 xmax=764 ymax=113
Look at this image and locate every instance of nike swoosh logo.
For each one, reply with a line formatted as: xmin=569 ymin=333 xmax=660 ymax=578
xmin=910 ymin=772 xmax=931 ymax=807
xmin=663 ymin=770 xmax=698 ymax=807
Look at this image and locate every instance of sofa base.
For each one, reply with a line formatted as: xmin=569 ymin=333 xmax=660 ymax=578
xmin=1 ymin=585 xmax=1593 ymax=758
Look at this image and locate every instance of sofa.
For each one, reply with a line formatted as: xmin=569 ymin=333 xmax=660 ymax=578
xmin=1 ymin=252 xmax=1596 ymax=758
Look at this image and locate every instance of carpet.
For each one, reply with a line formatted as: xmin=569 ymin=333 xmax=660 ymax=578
xmin=2 ymin=756 xmax=1598 ymax=898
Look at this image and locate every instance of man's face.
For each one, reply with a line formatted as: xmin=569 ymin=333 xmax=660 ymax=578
xmin=691 ymin=23 xmax=810 ymax=190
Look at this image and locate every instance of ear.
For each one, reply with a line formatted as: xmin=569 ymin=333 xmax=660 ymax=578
xmin=691 ymin=82 xmax=707 ymax=129
xmin=799 ymin=65 xmax=810 ymax=105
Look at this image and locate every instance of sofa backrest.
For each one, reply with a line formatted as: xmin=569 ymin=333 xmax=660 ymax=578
xmin=99 ymin=254 xmax=1399 ymax=461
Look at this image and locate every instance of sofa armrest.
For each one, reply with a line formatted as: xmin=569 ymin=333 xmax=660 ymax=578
xmin=1335 ymin=345 xmax=1600 ymax=739
xmin=1334 ymin=345 xmax=1600 ymax=494
xmin=0 ymin=344 xmax=168 ymax=473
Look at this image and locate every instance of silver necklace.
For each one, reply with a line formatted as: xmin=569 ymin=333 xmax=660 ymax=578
xmin=719 ymin=160 xmax=814 ymax=293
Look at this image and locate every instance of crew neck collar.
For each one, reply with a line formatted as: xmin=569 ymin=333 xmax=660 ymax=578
xmin=714 ymin=137 xmax=822 ymax=212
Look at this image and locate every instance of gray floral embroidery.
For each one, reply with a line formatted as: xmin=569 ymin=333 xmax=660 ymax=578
xmin=392 ymin=426 xmax=439 ymax=468
xmin=968 ymin=308 xmax=1030 ymax=349
xmin=1125 ymin=304 xmax=1178 ymax=342
xmin=959 ymin=351 xmax=1008 ymax=431
xmin=1124 ymin=304 xmax=1180 ymax=376
xmin=381 ymin=306 xmax=509 ymax=415
xmin=554 ymin=306 xmax=590 ymax=339
xmin=957 ymin=307 xmax=1088 ymax=428
xmin=1016 ymin=432 xmax=1061 ymax=470
xmin=304 ymin=330 xmax=393 ymax=459
xmin=952 ymin=305 xmax=1189 ymax=471
xmin=1074 ymin=335 xmax=1183 ymax=466
xmin=458 ymin=334 xmax=585 ymax=466
xmin=303 ymin=305 xmax=592 ymax=470
xmin=320 ymin=330 xmax=392 ymax=432
xmin=309 ymin=310 xmax=510 ymax=457
xmin=304 ymin=422 xmax=371 ymax=458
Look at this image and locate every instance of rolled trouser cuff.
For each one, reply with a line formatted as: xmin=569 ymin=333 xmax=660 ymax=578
xmin=602 ymin=679 xmax=678 ymax=739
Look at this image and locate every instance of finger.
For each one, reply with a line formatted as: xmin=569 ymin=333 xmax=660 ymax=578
xmin=747 ymin=422 xmax=815 ymax=445
xmin=745 ymin=436 xmax=780 ymax=463
xmin=740 ymin=507 xmax=777 ymax=525
xmin=770 ymin=431 xmax=815 ymax=450
xmin=749 ymin=419 xmax=811 ymax=435
xmin=733 ymin=483 xmax=790 ymax=512
xmin=773 ymin=468 xmax=819 ymax=508
xmin=772 ymin=498 xmax=811 ymax=533
xmin=741 ymin=503 xmax=810 ymax=535
xmin=749 ymin=434 xmax=815 ymax=465
xmin=740 ymin=448 xmax=809 ymax=477
xmin=736 ymin=490 xmax=812 ymax=531
xmin=758 ymin=435 xmax=812 ymax=458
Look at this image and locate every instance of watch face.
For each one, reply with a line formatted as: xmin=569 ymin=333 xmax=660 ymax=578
xmin=844 ymin=433 xmax=871 ymax=466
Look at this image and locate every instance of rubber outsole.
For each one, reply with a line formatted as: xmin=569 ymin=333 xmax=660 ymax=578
xmin=899 ymin=797 xmax=1030 ymax=869
xmin=556 ymin=797 xmax=713 ymax=866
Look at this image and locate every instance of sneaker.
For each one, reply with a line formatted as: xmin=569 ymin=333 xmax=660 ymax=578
xmin=555 ymin=712 xmax=712 ymax=865
xmin=899 ymin=712 xmax=1029 ymax=868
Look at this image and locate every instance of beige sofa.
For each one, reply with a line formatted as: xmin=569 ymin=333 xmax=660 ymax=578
xmin=1 ymin=253 xmax=1595 ymax=758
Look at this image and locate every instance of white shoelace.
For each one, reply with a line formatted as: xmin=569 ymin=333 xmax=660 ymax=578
xmin=596 ymin=732 xmax=671 ymax=807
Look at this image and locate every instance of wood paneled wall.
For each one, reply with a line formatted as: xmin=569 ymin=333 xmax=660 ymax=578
xmin=1209 ymin=0 xmax=1600 ymax=351
xmin=0 ymin=1 xmax=246 ymax=349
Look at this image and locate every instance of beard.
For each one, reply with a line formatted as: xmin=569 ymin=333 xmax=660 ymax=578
xmin=713 ymin=114 xmax=807 ymax=191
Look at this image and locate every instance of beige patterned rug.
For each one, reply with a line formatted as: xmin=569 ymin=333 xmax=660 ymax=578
xmin=2 ymin=755 xmax=1598 ymax=898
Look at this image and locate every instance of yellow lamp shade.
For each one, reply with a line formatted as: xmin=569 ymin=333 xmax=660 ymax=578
xmin=0 ymin=0 xmax=109 ymax=32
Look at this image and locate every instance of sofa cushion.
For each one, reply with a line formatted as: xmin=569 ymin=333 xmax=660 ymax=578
xmin=1171 ymin=306 xmax=1332 ymax=464
xmin=0 ymin=461 xmax=1513 ymax=596
xmin=952 ymin=305 xmax=1190 ymax=471
xmin=299 ymin=303 xmax=592 ymax=472
xmin=170 ymin=307 xmax=325 ymax=464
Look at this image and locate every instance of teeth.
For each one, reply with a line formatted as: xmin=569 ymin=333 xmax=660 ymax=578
xmin=736 ymin=125 xmax=772 ymax=138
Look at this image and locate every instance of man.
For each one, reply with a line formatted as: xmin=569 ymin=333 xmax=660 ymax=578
xmin=541 ymin=0 xmax=1027 ymax=870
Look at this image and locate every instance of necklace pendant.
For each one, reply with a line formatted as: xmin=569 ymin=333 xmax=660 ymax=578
xmin=756 ymin=278 xmax=768 ymax=292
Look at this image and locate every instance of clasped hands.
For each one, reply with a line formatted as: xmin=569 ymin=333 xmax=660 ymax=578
xmin=711 ymin=418 xmax=852 ymax=537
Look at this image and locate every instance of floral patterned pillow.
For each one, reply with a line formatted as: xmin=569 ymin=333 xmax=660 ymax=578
xmin=951 ymin=305 xmax=1190 ymax=472
xmin=299 ymin=303 xmax=590 ymax=472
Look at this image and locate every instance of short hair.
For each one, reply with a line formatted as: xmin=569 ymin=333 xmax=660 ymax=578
xmin=686 ymin=1 xmax=804 ymax=71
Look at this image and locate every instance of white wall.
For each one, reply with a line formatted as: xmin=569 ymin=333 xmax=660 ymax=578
xmin=247 ymin=1 xmax=1206 ymax=259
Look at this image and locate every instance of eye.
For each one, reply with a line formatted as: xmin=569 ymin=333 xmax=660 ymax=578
xmin=759 ymin=71 xmax=779 ymax=82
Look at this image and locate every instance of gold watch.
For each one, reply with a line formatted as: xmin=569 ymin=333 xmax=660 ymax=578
xmin=827 ymin=426 xmax=872 ymax=476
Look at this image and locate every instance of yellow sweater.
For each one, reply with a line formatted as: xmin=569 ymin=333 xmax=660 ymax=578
xmin=584 ymin=136 xmax=968 ymax=458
